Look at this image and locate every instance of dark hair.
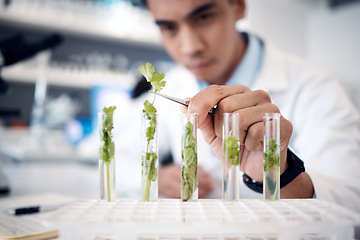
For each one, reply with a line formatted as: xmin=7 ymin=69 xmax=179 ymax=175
xmin=141 ymin=0 xmax=147 ymax=7
xmin=142 ymin=0 xmax=234 ymax=8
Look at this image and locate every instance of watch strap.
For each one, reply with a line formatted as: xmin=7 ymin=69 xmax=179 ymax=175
xmin=243 ymin=148 xmax=305 ymax=194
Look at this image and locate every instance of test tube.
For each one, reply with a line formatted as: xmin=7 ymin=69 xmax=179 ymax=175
xmin=98 ymin=110 xmax=116 ymax=202
xmin=141 ymin=112 xmax=159 ymax=202
xmin=180 ymin=113 xmax=198 ymax=202
xmin=263 ymin=113 xmax=281 ymax=201
xmin=222 ymin=113 xmax=240 ymax=201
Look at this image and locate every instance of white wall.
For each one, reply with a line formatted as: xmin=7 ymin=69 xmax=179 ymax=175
xmin=245 ymin=0 xmax=311 ymax=58
xmin=308 ymin=3 xmax=360 ymax=108
xmin=244 ymin=0 xmax=360 ymax=109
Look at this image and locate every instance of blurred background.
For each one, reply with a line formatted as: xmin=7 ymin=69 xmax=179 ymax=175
xmin=0 ymin=0 xmax=359 ymax=200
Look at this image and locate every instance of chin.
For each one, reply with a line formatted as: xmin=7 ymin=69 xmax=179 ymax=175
xmin=184 ymin=63 xmax=219 ymax=84
xmin=192 ymin=72 xmax=214 ymax=83
xmin=196 ymin=76 xmax=218 ymax=85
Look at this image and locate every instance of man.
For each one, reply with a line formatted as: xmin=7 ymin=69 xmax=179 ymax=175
xmin=143 ymin=0 xmax=360 ymax=212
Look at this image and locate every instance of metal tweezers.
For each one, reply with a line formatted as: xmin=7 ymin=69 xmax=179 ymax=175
xmin=152 ymin=92 xmax=216 ymax=114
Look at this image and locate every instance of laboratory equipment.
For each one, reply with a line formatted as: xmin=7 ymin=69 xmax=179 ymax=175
xmin=152 ymin=92 xmax=216 ymax=114
xmin=52 ymin=198 xmax=360 ymax=240
xmin=141 ymin=112 xmax=159 ymax=202
xmin=222 ymin=113 xmax=240 ymax=201
xmin=0 ymin=33 xmax=62 ymax=195
xmin=263 ymin=113 xmax=281 ymax=201
xmin=98 ymin=108 xmax=116 ymax=202
xmin=180 ymin=113 xmax=198 ymax=202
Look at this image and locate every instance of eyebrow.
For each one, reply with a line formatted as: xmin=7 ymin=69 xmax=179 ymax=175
xmin=187 ymin=2 xmax=217 ymax=20
xmin=155 ymin=2 xmax=217 ymax=26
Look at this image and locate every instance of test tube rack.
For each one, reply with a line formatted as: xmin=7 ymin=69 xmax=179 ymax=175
xmin=52 ymin=199 xmax=360 ymax=240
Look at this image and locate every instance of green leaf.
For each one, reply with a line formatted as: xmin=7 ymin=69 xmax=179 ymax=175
xmin=223 ymin=131 xmax=240 ymax=166
xmin=139 ymin=62 xmax=166 ymax=201
xmin=138 ymin=62 xmax=155 ymax=83
xmin=143 ymin=100 xmax=157 ymax=115
xmin=138 ymin=62 xmax=166 ymax=93
xmin=99 ymin=106 xmax=116 ymax=165
xmin=151 ymin=72 xmax=166 ymax=92
xmin=147 ymin=152 xmax=158 ymax=181
xmin=103 ymin=106 xmax=116 ymax=115
xmin=181 ymin=122 xmax=198 ymax=201
xmin=263 ymin=139 xmax=280 ymax=172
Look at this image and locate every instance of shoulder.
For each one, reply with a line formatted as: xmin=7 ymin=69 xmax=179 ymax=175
xmin=256 ymin=36 xmax=336 ymax=92
xmin=260 ymin=37 xmax=359 ymax=123
xmin=281 ymin=48 xmax=329 ymax=83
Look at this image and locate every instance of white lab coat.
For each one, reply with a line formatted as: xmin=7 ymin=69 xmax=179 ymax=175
xmin=156 ymin=37 xmax=360 ymax=213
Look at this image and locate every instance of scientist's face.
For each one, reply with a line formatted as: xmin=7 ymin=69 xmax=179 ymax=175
xmin=147 ymin=0 xmax=246 ymax=85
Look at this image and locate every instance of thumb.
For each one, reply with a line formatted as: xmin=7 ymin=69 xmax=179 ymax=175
xmin=180 ymin=97 xmax=191 ymax=114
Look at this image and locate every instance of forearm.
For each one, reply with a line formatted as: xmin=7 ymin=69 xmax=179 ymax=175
xmin=280 ymin=172 xmax=314 ymax=198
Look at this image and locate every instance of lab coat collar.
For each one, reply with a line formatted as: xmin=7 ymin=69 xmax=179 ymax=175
xmin=253 ymin=36 xmax=289 ymax=92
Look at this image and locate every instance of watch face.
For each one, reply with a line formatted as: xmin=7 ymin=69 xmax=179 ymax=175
xmin=243 ymin=173 xmax=263 ymax=194
xmin=0 ymin=51 xmax=4 ymax=66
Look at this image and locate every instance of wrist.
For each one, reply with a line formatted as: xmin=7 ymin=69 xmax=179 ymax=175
xmin=280 ymin=149 xmax=289 ymax=175
xmin=280 ymin=171 xmax=314 ymax=198
xmin=0 ymin=50 xmax=4 ymax=67
xmin=243 ymin=148 xmax=305 ymax=194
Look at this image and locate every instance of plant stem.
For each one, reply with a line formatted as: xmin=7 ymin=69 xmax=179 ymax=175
xmin=142 ymin=95 xmax=157 ymax=202
xmin=143 ymin=139 xmax=151 ymax=201
xmin=106 ymin=163 xmax=111 ymax=202
xmin=143 ymin=175 xmax=150 ymax=201
xmin=272 ymin=167 xmax=279 ymax=201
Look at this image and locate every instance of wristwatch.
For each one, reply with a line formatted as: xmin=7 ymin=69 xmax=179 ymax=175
xmin=0 ymin=50 xmax=4 ymax=67
xmin=243 ymin=148 xmax=305 ymax=194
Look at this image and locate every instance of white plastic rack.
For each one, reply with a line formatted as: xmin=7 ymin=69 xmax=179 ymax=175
xmin=51 ymin=199 xmax=360 ymax=240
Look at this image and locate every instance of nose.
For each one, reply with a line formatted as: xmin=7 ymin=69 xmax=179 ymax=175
xmin=179 ymin=26 xmax=205 ymax=57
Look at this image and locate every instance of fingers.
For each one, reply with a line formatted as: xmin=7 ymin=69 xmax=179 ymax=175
xmin=278 ymin=116 xmax=293 ymax=174
xmin=182 ymin=85 xmax=293 ymax=186
xmin=232 ymin=103 xmax=280 ymax=149
xmin=188 ymin=85 xmax=251 ymax=127
xmin=188 ymin=87 xmax=273 ymax=143
xmin=213 ymin=90 xmax=274 ymax=135
xmin=240 ymin=112 xmax=292 ymax=154
xmin=158 ymin=165 xmax=181 ymax=198
xmin=213 ymin=90 xmax=285 ymax=153
xmin=279 ymin=116 xmax=293 ymax=152
xmin=180 ymin=97 xmax=191 ymax=114
xmin=186 ymin=85 xmax=251 ymax=150
xmin=180 ymin=104 xmax=188 ymax=114
xmin=158 ymin=164 xmax=217 ymax=198
xmin=198 ymin=166 xmax=217 ymax=198
xmin=215 ymin=89 xmax=272 ymax=114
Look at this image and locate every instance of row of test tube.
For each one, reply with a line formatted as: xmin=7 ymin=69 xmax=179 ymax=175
xmin=98 ymin=111 xmax=281 ymax=202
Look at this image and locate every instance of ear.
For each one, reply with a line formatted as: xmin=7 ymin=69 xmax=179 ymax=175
xmin=233 ymin=0 xmax=246 ymax=21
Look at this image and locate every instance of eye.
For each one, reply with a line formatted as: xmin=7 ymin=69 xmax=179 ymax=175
xmin=195 ymin=12 xmax=215 ymax=24
xmin=159 ymin=24 xmax=177 ymax=34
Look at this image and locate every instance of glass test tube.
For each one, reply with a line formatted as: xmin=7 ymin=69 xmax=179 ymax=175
xmin=98 ymin=111 xmax=116 ymax=202
xmin=141 ymin=112 xmax=159 ymax=202
xmin=222 ymin=113 xmax=240 ymax=201
xmin=180 ymin=113 xmax=198 ymax=202
xmin=263 ymin=113 xmax=281 ymax=201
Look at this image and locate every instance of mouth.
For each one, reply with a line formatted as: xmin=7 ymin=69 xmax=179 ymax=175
xmin=187 ymin=60 xmax=215 ymax=74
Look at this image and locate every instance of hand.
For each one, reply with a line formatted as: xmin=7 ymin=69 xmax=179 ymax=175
xmin=158 ymin=164 xmax=217 ymax=198
xmin=186 ymin=85 xmax=293 ymax=183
